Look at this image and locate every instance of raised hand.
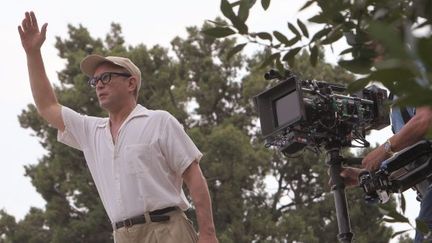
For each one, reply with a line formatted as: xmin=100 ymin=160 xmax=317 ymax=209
xmin=18 ymin=11 xmax=48 ymax=54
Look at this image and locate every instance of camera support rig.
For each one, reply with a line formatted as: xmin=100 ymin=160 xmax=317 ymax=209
xmin=254 ymin=70 xmax=389 ymax=243
xmin=359 ymin=140 xmax=432 ymax=204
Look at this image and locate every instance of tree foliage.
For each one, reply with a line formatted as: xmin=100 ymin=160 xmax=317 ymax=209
xmin=205 ymin=0 xmax=432 ymax=107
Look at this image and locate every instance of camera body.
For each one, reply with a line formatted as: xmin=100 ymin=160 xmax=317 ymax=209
xmin=253 ymin=71 xmax=389 ymax=154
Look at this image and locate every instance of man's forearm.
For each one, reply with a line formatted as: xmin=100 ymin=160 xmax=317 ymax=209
xmin=190 ymin=177 xmax=216 ymax=237
xmin=183 ymin=162 xmax=217 ymax=239
xmin=390 ymin=107 xmax=432 ymax=152
xmin=26 ymin=50 xmax=59 ymax=114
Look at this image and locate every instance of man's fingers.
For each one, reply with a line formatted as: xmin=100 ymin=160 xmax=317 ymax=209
xmin=21 ymin=18 xmax=28 ymax=32
xmin=24 ymin=12 xmax=31 ymax=30
xmin=30 ymin=11 xmax=39 ymax=30
xmin=18 ymin=26 xmax=24 ymax=38
xmin=40 ymin=23 xmax=48 ymax=38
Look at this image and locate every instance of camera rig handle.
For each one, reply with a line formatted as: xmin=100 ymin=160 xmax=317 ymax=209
xmin=359 ymin=140 xmax=432 ymax=203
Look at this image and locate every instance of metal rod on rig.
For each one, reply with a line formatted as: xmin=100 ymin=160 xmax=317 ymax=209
xmin=327 ymin=149 xmax=354 ymax=243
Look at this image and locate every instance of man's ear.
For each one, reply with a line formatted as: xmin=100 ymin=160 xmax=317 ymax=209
xmin=128 ymin=76 xmax=137 ymax=93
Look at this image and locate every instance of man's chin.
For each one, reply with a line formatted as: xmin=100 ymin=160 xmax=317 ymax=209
xmin=98 ymin=100 xmax=110 ymax=110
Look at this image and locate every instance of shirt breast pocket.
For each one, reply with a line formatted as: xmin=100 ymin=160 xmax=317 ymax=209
xmin=124 ymin=142 xmax=165 ymax=175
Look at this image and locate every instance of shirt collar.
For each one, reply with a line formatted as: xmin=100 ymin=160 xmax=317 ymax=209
xmin=96 ymin=104 xmax=150 ymax=128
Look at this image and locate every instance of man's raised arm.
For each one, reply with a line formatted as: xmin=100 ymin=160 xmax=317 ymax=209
xmin=18 ymin=11 xmax=64 ymax=131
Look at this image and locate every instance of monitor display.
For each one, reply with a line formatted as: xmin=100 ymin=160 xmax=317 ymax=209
xmin=274 ymin=91 xmax=301 ymax=127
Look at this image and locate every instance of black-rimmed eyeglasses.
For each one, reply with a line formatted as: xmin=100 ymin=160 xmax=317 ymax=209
xmin=88 ymin=72 xmax=131 ymax=88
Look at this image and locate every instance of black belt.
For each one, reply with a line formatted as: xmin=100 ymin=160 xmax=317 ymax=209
xmin=114 ymin=206 xmax=177 ymax=229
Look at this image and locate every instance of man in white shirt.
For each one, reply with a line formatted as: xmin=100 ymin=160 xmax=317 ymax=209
xmin=19 ymin=11 xmax=218 ymax=243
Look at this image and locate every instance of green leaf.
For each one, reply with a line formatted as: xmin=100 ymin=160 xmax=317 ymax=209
xmin=283 ymin=47 xmax=302 ymax=61
xmin=221 ymin=0 xmax=236 ymax=20
xmin=347 ymin=78 xmax=370 ymax=93
xmin=418 ymin=37 xmax=432 ymax=72
xmin=273 ymin=31 xmax=290 ymax=45
xmin=309 ymin=14 xmax=327 ymax=24
xmin=391 ymin=229 xmax=411 ymax=238
xmin=378 ymin=204 xmax=410 ymax=223
xmin=310 ymin=45 xmax=319 ymax=66
xmin=205 ymin=20 xmax=224 ymax=26
xmin=260 ymin=52 xmax=280 ymax=69
xmin=332 ymin=12 xmax=345 ymax=24
xmin=311 ymin=28 xmax=332 ymax=42
xmin=202 ymin=27 xmax=236 ymax=38
xmin=275 ymin=58 xmax=285 ymax=76
xmin=261 ymin=0 xmax=270 ymax=10
xmin=233 ymin=20 xmax=249 ymax=34
xmin=288 ymin=23 xmax=301 ymax=37
xmin=370 ymin=68 xmax=416 ymax=83
xmin=400 ymin=193 xmax=406 ymax=214
xmin=395 ymin=91 xmax=432 ymax=107
xmin=297 ymin=19 xmax=309 ymax=38
xmin=367 ymin=21 xmax=408 ymax=59
xmin=256 ymin=32 xmax=273 ymax=42
xmin=238 ymin=0 xmax=250 ymax=22
xmin=227 ymin=43 xmax=247 ymax=60
xmin=338 ymin=59 xmax=372 ymax=74
xmin=300 ymin=0 xmax=314 ymax=11
xmin=321 ymin=26 xmax=343 ymax=45
xmin=287 ymin=36 xmax=300 ymax=46
xmin=339 ymin=47 xmax=353 ymax=55
xmin=230 ymin=0 xmax=241 ymax=7
xmin=416 ymin=219 xmax=430 ymax=234
xmin=221 ymin=0 xmax=249 ymax=34
xmin=283 ymin=47 xmax=302 ymax=68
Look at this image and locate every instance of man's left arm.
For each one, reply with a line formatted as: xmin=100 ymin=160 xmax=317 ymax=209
xmin=183 ymin=161 xmax=218 ymax=243
xmin=363 ymin=106 xmax=432 ymax=171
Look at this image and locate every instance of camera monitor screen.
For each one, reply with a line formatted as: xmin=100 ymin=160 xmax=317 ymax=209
xmin=274 ymin=91 xmax=301 ymax=127
xmin=253 ymin=76 xmax=304 ymax=138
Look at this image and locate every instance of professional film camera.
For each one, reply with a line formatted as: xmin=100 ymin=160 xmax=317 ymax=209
xmin=253 ymin=70 xmax=390 ymax=243
xmin=254 ymin=69 xmax=389 ymax=153
xmin=254 ymin=70 xmax=432 ymax=242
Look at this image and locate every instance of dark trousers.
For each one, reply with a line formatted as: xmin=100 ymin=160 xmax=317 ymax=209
xmin=415 ymin=185 xmax=432 ymax=242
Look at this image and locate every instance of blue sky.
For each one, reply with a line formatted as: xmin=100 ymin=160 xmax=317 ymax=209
xmin=0 ymin=0 xmax=418 ymax=239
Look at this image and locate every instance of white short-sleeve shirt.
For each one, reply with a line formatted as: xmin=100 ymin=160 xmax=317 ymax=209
xmin=57 ymin=104 xmax=202 ymax=223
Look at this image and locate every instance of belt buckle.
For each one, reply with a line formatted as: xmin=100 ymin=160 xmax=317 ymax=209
xmin=124 ymin=218 xmax=133 ymax=228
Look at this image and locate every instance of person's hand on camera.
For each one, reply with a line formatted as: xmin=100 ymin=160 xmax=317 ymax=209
xmin=362 ymin=146 xmax=389 ymax=171
xmin=339 ymin=167 xmax=365 ymax=188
